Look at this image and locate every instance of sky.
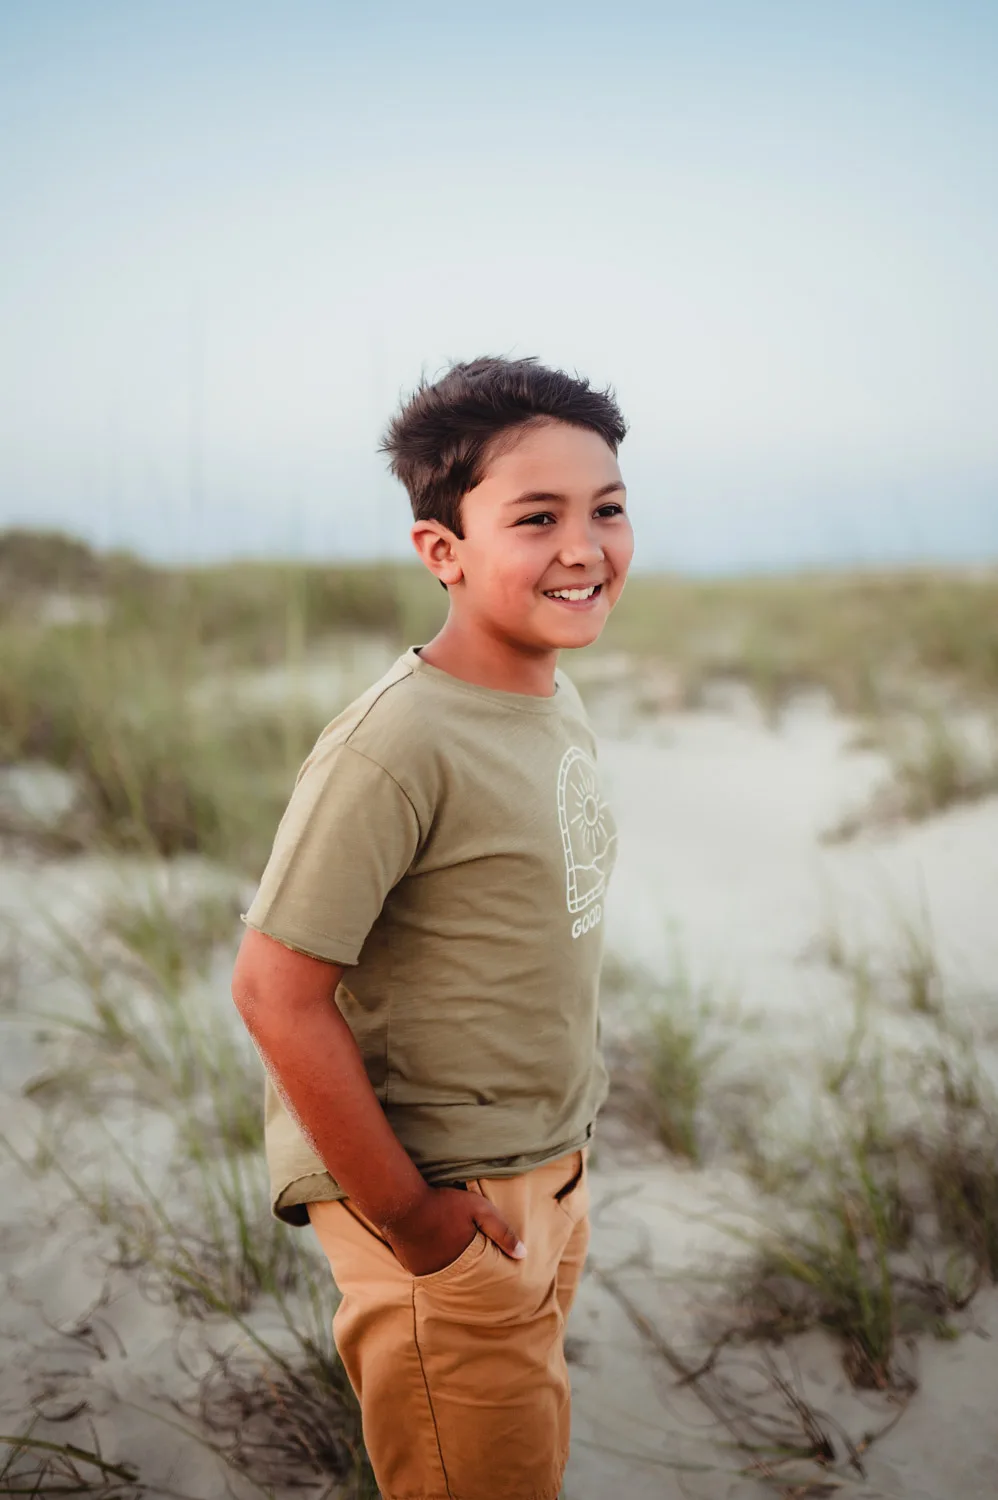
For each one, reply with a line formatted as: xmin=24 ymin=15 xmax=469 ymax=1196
xmin=1 ymin=1 xmax=996 ymax=573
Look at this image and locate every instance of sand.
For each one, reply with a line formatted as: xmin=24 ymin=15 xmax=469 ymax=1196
xmin=2 ymin=683 xmax=998 ymax=1498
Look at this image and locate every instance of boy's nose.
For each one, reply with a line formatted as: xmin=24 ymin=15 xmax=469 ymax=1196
xmin=557 ymin=526 xmax=605 ymax=569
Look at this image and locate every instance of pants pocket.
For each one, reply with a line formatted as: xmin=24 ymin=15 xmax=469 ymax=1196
xmin=554 ymin=1148 xmax=590 ymax=1225
xmin=336 ymin=1199 xmax=492 ymax=1285
xmin=412 ymin=1228 xmax=489 ymax=1284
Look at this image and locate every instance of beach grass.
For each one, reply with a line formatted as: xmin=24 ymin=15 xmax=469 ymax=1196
xmin=601 ymin=566 xmax=998 ymax=715
xmin=0 ymin=615 xmax=335 ymax=871
xmin=729 ymin=1137 xmax=921 ymax=1390
xmin=0 ymin=1425 xmax=141 ymax=1498
xmin=719 ymin=961 xmax=998 ymax=1394
xmin=25 ymin=893 xmax=306 ymax=1305
xmin=599 ymin=954 xmax=733 ymax=1164
xmin=645 ymin=985 xmax=726 ymax=1164
xmin=887 ymin=714 xmax=998 ymax=823
xmin=828 ymin=711 xmax=998 ymax=838
xmin=103 ymin=880 xmax=245 ymax=990
xmin=916 ymin=1049 xmax=998 ymax=1285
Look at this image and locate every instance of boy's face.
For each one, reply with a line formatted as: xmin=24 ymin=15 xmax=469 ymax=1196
xmin=416 ymin=419 xmax=633 ymax=653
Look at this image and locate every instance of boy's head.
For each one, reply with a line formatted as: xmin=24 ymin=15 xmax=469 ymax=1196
xmin=381 ymin=356 xmax=633 ymax=652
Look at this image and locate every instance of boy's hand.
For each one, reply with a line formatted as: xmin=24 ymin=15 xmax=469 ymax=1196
xmin=384 ymin=1186 xmax=527 ymax=1277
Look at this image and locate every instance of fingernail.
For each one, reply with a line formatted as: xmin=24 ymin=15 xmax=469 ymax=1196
xmin=513 ymin=1239 xmax=527 ymax=1259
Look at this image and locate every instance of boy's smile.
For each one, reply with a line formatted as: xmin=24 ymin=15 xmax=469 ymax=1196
xmin=543 ymin=583 xmax=603 ymax=607
xmin=412 ymin=419 xmax=634 ymax=694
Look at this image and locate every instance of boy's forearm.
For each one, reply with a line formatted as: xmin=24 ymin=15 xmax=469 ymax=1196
xmin=239 ymin=996 xmax=430 ymax=1232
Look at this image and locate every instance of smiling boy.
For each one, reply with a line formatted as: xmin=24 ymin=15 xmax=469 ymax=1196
xmin=231 ymin=355 xmax=633 ymax=1500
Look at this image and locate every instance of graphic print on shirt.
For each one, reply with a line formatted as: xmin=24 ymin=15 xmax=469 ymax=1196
xmin=556 ymin=746 xmax=617 ymax=920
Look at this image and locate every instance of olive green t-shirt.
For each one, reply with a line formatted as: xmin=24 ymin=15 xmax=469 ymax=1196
xmin=243 ymin=646 xmax=617 ymax=1225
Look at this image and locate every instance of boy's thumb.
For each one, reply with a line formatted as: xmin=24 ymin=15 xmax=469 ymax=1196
xmin=483 ymin=1213 xmax=527 ymax=1260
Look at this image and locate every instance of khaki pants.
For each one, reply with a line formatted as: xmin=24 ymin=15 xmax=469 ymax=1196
xmin=307 ymin=1147 xmax=591 ymax=1500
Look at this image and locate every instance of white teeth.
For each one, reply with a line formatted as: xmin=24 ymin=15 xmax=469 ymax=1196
xmin=546 ymin=585 xmax=598 ymax=601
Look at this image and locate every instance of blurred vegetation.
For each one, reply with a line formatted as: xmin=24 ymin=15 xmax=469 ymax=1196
xmin=0 ymin=619 xmax=320 ymax=870
xmin=0 ymin=527 xmax=146 ymax=600
xmin=0 ymin=531 xmax=448 ymax=872
xmin=608 ymin=568 xmax=998 ymax=715
xmin=1 ymin=528 xmax=996 ymax=872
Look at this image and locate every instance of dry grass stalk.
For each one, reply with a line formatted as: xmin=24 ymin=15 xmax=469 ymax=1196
xmin=0 ymin=1420 xmax=141 ymax=1498
xmin=177 ymin=1342 xmax=377 ymax=1498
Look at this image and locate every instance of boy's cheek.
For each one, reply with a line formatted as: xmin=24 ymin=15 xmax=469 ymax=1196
xmin=613 ymin=532 xmax=635 ymax=585
xmin=607 ymin=567 xmax=633 ymax=610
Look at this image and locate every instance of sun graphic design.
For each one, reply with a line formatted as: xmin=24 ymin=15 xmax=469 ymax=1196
xmin=556 ymin=747 xmax=617 ymax=913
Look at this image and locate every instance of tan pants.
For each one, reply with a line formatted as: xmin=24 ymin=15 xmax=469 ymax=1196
xmin=307 ymin=1147 xmax=590 ymax=1500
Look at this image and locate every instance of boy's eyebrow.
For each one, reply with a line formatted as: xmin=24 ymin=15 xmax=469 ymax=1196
xmin=504 ymin=481 xmax=626 ymax=507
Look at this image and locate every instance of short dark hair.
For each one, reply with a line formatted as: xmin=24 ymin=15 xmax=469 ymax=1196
xmin=380 ymin=355 xmax=627 ymax=538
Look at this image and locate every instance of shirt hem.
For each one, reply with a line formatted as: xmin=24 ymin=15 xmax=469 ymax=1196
xmin=240 ymin=915 xmax=359 ymax=967
xmin=272 ymin=1121 xmax=599 ymax=1228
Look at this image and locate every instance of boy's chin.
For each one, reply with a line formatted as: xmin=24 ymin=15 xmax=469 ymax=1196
xmin=534 ymin=619 xmax=606 ymax=651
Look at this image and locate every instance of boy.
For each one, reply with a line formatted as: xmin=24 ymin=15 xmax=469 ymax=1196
xmin=231 ymin=355 xmax=633 ymax=1500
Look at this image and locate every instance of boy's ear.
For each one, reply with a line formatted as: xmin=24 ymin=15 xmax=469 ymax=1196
xmin=410 ymin=519 xmax=463 ymax=588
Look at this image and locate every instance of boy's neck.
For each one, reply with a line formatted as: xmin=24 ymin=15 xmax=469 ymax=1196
xmin=417 ymin=619 xmax=559 ymax=698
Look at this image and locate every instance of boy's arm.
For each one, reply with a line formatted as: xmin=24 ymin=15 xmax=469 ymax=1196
xmin=231 ymin=927 xmax=526 ymax=1272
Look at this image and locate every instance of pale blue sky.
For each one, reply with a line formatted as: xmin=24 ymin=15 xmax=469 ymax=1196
xmin=1 ymin=2 xmax=996 ymax=571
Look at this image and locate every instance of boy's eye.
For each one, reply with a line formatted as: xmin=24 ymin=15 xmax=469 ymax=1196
xmin=516 ymin=504 xmax=624 ymax=527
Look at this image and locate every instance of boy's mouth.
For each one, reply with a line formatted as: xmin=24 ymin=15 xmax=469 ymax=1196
xmin=542 ymin=583 xmax=604 ymax=605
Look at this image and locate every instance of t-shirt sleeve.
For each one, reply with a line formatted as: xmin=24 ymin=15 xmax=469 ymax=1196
xmin=242 ymin=740 xmax=421 ymax=965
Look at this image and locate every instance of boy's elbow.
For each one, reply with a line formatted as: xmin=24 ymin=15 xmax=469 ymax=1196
xmin=231 ymin=969 xmax=258 ymax=1021
xmin=231 ymin=926 xmax=347 ymax=1023
xmin=231 ymin=933 xmax=265 ymax=1018
xmin=231 ymin=970 xmax=254 ymax=1016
